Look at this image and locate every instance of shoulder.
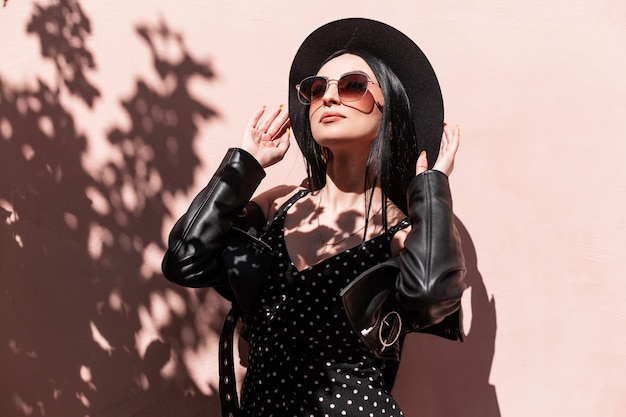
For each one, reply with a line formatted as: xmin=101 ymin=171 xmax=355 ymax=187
xmin=252 ymin=184 xmax=304 ymax=221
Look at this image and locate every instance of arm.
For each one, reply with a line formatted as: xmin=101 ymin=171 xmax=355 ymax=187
xmin=396 ymin=169 xmax=466 ymax=330
xmin=162 ymin=105 xmax=290 ymax=288
xmin=340 ymin=125 xmax=465 ymax=359
xmin=161 ymin=148 xmax=266 ymax=287
xmin=397 ymin=123 xmax=465 ymax=329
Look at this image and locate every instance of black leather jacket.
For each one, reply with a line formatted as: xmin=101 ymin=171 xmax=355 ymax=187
xmin=162 ymin=148 xmax=466 ymax=361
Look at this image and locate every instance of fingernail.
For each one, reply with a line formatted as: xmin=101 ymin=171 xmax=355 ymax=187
xmin=262 ymin=105 xmax=267 ymax=109
xmin=456 ymin=124 xmax=460 ymax=131
xmin=419 ymin=150 xmax=426 ymax=158
xmin=443 ymin=122 xmax=447 ymax=127
xmin=279 ymin=104 xmax=284 ymax=108
xmin=287 ymin=127 xmax=291 ymax=137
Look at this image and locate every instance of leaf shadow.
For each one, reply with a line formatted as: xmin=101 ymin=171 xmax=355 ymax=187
xmin=1 ymin=3 xmax=227 ymax=416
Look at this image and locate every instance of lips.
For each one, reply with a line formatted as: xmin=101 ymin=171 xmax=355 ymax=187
xmin=319 ymin=111 xmax=345 ymax=123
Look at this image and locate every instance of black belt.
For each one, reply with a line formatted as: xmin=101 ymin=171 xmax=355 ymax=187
xmin=219 ymin=305 xmax=241 ymax=417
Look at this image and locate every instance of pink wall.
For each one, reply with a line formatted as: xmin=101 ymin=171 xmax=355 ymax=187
xmin=2 ymin=1 xmax=625 ymax=416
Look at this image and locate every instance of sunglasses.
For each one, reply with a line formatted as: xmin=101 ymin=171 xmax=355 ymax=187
xmin=296 ymin=71 xmax=379 ymax=105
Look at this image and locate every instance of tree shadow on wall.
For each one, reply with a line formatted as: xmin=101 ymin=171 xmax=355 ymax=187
xmin=393 ymin=219 xmax=501 ymax=417
xmin=1 ymin=1 xmax=226 ymax=416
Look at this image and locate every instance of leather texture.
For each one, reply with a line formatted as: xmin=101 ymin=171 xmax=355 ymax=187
xmin=341 ymin=170 xmax=466 ymax=360
xmin=162 ymin=147 xmax=267 ymax=290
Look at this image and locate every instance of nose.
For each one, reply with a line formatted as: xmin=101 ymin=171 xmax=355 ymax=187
xmin=321 ymin=80 xmax=341 ymax=106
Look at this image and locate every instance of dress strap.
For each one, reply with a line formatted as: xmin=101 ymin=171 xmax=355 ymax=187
xmin=387 ymin=217 xmax=410 ymax=237
xmin=270 ymin=189 xmax=309 ymax=220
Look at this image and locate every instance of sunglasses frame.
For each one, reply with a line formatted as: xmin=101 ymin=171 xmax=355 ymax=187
xmin=296 ymin=71 xmax=380 ymax=105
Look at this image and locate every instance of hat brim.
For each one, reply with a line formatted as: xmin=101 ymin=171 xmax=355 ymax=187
xmin=288 ymin=18 xmax=443 ymax=164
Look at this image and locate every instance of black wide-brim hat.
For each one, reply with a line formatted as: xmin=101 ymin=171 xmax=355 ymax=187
xmin=288 ymin=18 xmax=443 ymax=165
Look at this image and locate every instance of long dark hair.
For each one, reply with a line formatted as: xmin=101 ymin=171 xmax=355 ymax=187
xmin=292 ymin=49 xmax=419 ymax=228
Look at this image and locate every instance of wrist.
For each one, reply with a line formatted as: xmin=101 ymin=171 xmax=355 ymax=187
xmin=236 ymin=147 xmax=266 ymax=168
xmin=227 ymin=148 xmax=266 ymax=177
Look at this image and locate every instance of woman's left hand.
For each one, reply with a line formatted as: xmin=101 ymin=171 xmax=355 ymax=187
xmin=241 ymin=105 xmax=291 ymax=169
xmin=415 ymin=124 xmax=460 ymax=177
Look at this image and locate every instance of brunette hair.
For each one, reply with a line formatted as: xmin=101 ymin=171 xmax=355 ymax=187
xmin=292 ymin=49 xmax=419 ymax=226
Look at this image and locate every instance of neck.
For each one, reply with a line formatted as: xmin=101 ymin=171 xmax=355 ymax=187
xmin=319 ymin=149 xmax=382 ymax=213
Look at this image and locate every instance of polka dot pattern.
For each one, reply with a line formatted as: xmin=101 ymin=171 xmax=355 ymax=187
xmin=239 ymin=190 xmax=409 ymax=416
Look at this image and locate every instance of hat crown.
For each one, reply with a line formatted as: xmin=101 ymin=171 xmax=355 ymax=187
xmin=288 ymin=18 xmax=443 ymax=162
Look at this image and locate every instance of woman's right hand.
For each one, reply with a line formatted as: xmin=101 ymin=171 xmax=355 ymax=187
xmin=241 ymin=105 xmax=291 ymax=168
xmin=415 ymin=124 xmax=460 ymax=177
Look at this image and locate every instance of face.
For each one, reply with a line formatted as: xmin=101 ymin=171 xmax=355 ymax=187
xmin=307 ymin=54 xmax=384 ymax=149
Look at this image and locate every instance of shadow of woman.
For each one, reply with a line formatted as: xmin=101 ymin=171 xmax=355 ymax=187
xmin=393 ymin=218 xmax=500 ymax=417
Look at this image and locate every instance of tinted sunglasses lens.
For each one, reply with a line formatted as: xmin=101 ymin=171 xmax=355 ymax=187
xmin=308 ymin=77 xmax=328 ymax=102
xmin=338 ymin=73 xmax=369 ymax=102
xmin=298 ymin=76 xmax=326 ymax=104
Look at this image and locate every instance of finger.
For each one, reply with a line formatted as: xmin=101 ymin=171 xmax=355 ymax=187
xmin=446 ymin=125 xmax=460 ymax=156
xmin=258 ymin=105 xmax=282 ymax=132
xmin=271 ymin=117 xmax=291 ymax=141
xmin=453 ymin=125 xmax=460 ymax=150
xmin=266 ymin=106 xmax=289 ymax=138
xmin=415 ymin=150 xmax=428 ymax=175
xmin=275 ymin=130 xmax=291 ymax=154
xmin=439 ymin=125 xmax=450 ymax=156
xmin=248 ymin=106 xmax=267 ymax=129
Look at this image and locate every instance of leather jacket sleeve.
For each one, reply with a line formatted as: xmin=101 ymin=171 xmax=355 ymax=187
xmin=396 ymin=169 xmax=466 ymax=330
xmin=161 ymin=148 xmax=266 ymax=288
xmin=341 ymin=169 xmax=466 ymax=360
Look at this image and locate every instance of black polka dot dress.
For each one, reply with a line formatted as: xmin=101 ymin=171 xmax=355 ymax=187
xmin=239 ymin=190 xmax=410 ymax=417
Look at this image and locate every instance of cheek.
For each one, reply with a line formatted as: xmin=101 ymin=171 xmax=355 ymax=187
xmin=351 ymin=93 xmax=377 ymax=113
xmin=309 ymin=103 xmax=323 ymax=119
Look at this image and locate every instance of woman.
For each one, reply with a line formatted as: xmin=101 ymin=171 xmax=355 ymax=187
xmin=163 ymin=18 xmax=466 ymax=417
